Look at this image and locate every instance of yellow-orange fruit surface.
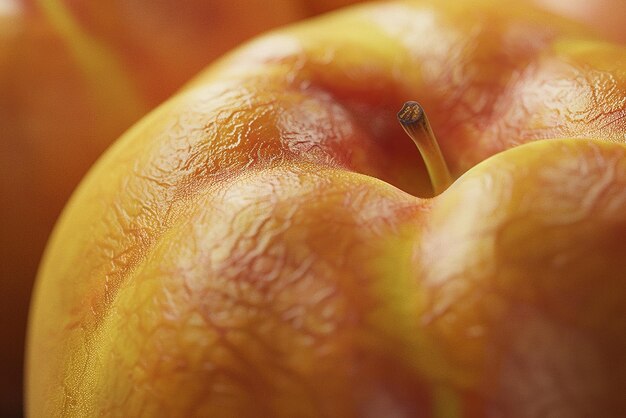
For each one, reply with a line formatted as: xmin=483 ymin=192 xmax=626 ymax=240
xmin=27 ymin=0 xmax=626 ymax=416
xmin=0 ymin=0 xmax=360 ymax=414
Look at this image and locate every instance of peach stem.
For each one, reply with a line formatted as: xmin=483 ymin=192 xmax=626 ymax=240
xmin=398 ymin=101 xmax=453 ymax=195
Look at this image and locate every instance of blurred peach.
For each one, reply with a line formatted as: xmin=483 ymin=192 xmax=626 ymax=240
xmin=532 ymin=0 xmax=626 ymax=43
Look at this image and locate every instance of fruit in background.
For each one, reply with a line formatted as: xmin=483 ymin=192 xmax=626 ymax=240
xmin=0 ymin=0 xmax=361 ymax=414
xmin=532 ymin=0 xmax=626 ymax=43
xmin=27 ymin=0 xmax=626 ymax=416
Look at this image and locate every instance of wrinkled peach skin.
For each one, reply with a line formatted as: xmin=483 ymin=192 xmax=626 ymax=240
xmin=27 ymin=0 xmax=626 ymax=416
xmin=0 ymin=0 xmax=361 ymax=414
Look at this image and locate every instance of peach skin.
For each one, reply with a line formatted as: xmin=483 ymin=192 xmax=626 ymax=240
xmin=27 ymin=0 xmax=626 ymax=416
xmin=0 ymin=0 xmax=361 ymax=414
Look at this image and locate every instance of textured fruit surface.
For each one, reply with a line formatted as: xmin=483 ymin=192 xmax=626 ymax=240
xmin=0 ymin=0 xmax=360 ymax=414
xmin=27 ymin=0 xmax=626 ymax=416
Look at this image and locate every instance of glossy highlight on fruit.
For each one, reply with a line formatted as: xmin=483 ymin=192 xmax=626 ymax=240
xmin=27 ymin=0 xmax=626 ymax=416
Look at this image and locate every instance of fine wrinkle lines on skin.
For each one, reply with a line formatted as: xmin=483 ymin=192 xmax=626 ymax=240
xmin=29 ymin=1 xmax=626 ymax=416
xmin=69 ymin=73 xmax=370 ymax=333
xmin=483 ymin=49 xmax=626 ymax=157
xmin=80 ymin=166 xmax=421 ymax=415
xmin=367 ymin=1 xmax=626 ymax=175
xmin=38 ymin=1 xmax=626 ymax=338
xmin=365 ymin=2 xmax=573 ymax=173
xmin=44 ymin=47 xmax=418 ymax=414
